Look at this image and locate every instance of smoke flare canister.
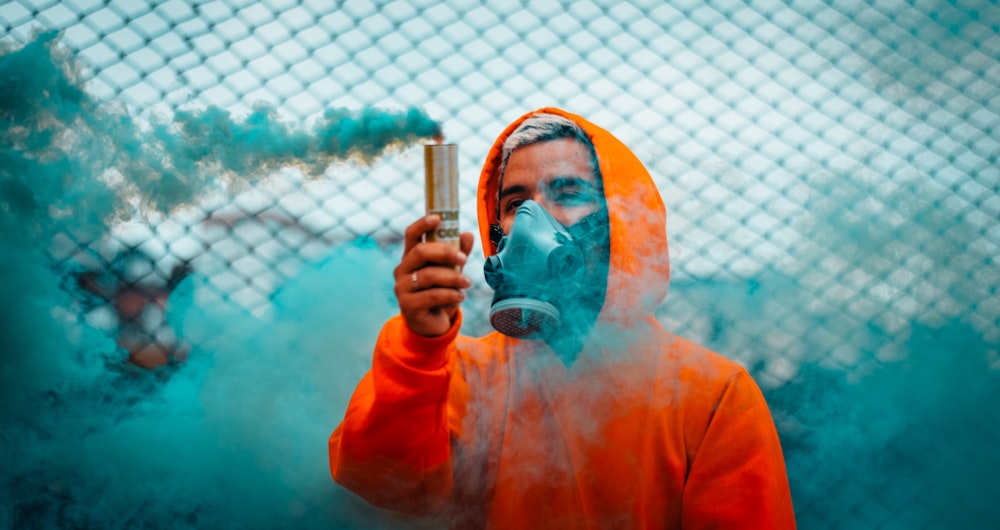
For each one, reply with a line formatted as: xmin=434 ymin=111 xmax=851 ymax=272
xmin=424 ymin=143 xmax=460 ymax=249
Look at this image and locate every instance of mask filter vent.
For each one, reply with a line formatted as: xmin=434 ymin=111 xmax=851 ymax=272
xmin=489 ymin=298 xmax=560 ymax=339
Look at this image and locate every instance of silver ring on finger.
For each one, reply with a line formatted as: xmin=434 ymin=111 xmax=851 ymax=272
xmin=411 ymin=270 xmax=419 ymax=290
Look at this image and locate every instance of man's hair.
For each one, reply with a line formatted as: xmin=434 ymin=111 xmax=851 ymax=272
xmin=497 ymin=113 xmax=600 ymax=184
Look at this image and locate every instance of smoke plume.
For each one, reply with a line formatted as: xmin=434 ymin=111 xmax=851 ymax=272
xmin=0 ymin=32 xmax=439 ymax=529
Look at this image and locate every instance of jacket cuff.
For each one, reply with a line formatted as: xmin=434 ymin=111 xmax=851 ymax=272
xmin=393 ymin=311 xmax=463 ymax=371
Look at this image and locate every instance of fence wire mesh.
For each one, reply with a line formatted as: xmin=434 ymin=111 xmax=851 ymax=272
xmin=2 ymin=0 xmax=998 ymax=528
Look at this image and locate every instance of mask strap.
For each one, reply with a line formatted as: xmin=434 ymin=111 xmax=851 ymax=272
xmin=489 ymin=223 xmax=504 ymax=248
xmin=567 ymin=210 xmax=609 ymax=240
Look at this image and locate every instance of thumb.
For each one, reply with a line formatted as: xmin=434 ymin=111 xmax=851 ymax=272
xmin=459 ymin=231 xmax=475 ymax=257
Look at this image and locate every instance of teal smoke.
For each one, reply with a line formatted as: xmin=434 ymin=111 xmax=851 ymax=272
xmin=1 ymin=15 xmax=998 ymax=530
xmin=0 ymin=32 xmax=438 ymax=528
xmin=661 ymin=127 xmax=1000 ymax=526
xmin=0 ymin=31 xmax=440 ymax=243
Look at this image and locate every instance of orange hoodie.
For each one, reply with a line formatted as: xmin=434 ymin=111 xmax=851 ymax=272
xmin=329 ymin=108 xmax=796 ymax=529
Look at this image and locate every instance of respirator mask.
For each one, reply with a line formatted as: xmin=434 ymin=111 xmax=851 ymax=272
xmin=483 ymin=200 xmax=609 ymax=339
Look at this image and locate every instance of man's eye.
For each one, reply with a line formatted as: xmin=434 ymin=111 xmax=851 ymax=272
xmin=552 ymin=189 xmax=596 ymax=206
xmin=504 ymin=199 xmax=524 ymax=213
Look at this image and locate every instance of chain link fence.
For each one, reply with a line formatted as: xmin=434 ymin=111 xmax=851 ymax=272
xmin=2 ymin=0 xmax=998 ymax=528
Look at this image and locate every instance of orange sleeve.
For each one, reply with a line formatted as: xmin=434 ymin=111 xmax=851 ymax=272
xmin=681 ymin=370 xmax=797 ymax=529
xmin=328 ymin=312 xmax=464 ymax=516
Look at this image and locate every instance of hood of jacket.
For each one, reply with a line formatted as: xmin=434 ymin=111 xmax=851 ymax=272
xmin=476 ymin=107 xmax=669 ymax=328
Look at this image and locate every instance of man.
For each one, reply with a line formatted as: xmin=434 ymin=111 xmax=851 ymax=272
xmin=329 ymin=108 xmax=796 ymax=528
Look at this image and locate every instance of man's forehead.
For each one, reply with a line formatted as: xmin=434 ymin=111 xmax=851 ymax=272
xmin=500 ymin=139 xmax=597 ymax=186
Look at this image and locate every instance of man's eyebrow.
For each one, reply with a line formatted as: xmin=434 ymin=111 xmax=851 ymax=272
xmin=546 ymin=176 xmax=599 ymax=192
xmin=499 ymin=184 xmax=529 ymax=201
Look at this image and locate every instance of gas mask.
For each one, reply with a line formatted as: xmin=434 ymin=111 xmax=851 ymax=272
xmin=483 ymin=200 xmax=609 ymax=339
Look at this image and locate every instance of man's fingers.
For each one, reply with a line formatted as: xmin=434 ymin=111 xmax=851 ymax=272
xmin=395 ymin=218 xmax=473 ymax=338
xmin=399 ymin=241 xmax=468 ymax=273
xmin=403 ymin=215 xmax=439 ymax=254
xmin=410 ymin=267 xmax=472 ymax=291
xmin=400 ymin=287 xmax=466 ymax=308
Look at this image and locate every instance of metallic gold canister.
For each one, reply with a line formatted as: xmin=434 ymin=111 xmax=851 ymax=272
xmin=424 ymin=143 xmax=460 ymax=249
